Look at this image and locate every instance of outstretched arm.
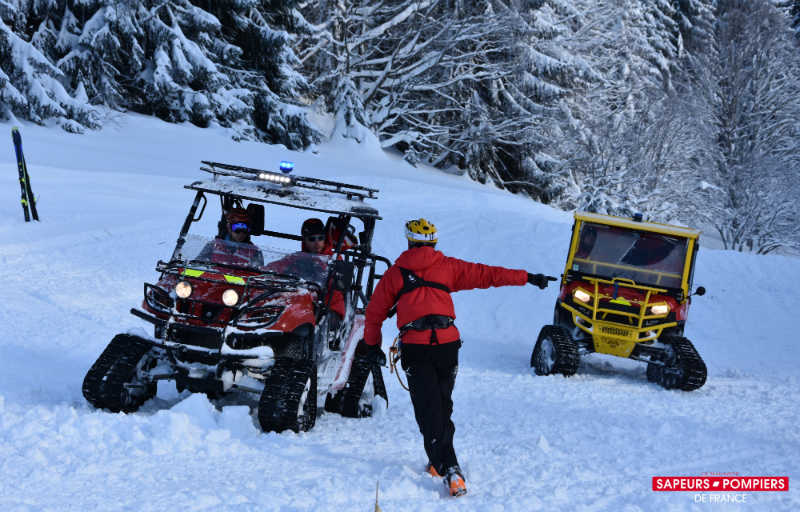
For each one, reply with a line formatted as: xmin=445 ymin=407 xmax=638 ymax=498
xmin=447 ymin=257 xmax=529 ymax=292
xmin=527 ymin=273 xmax=557 ymax=289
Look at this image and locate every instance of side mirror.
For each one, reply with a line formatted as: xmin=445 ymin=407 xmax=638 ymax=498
xmin=694 ymin=286 xmax=706 ymax=296
xmin=330 ymin=261 xmax=354 ymax=292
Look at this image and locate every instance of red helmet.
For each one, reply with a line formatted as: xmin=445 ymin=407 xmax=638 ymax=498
xmin=227 ymin=208 xmax=250 ymax=225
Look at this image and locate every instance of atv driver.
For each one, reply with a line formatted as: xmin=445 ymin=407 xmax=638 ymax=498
xmin=197 ymin=208 xmax=264 ymax=267
xmin=357 ymin=218 xmax=556 ymax=497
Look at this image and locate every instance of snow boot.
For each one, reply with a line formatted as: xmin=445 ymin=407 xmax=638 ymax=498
xmin=425 ymin=462 xmax=441 ymax=478
xmin=444 ymin=466 xmax=467 ymax=497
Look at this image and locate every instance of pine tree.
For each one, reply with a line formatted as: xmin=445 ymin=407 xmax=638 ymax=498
xmin=672 ymin=0 xmax=716 ymax=55
xmin=700 ymin=0 xmax=800 ymax=252
xmin=452 ymin=0 xmax=582 ymax=201
xmin=297 ymin=0 xmax=373 ymax=140
xmin=193 ymin=0 xmax=317 ymax=147
xmin=3 ymin=1 xmax=317 ymax=145
xmin=776 ymin=0 xmax=800 ymax=39
xmin=56 ymin=2 xmax=145 ymax=110
xmin=298 ymin=0 xmax=583 ymax=199
xmin=1 ymin=1 xmax=98 ymax=131
xmin=557 ymin=0 xmax=684 ymax=218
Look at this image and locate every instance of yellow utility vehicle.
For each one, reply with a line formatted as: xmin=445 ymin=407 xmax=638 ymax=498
xmin=531 ymin=212 xmax=707 ymax=390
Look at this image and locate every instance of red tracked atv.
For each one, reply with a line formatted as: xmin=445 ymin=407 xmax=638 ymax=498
xmin=83 ymin=161 xmax=391 ymax=432
xmin=531 ymin=212 xmax=708 ymax=391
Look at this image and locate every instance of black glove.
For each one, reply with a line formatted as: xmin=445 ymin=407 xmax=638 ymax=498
xmin=527 ymin=273 xmax=557 ymax=289
xmin=355 ymin=339 xmax=387 ymax=366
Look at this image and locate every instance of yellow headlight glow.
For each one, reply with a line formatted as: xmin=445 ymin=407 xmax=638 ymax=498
xmin=175 ymin=281 xmax=192 ymax=299
xmin=222 ymin=289 xmax=239 ymax=307
xmin=573 ymin=289 xmax=592 ymax=303
xmin=650 ymin=303 xmax=670 ymax=316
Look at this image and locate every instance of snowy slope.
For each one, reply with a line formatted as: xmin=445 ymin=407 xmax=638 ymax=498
xmin=0 ymin=116 xmax=798 ymax=511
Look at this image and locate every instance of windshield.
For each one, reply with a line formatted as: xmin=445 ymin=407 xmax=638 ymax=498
xmin=175 ymin=235 xmax=330 ymax=286
xmin=572 ymin=222 xmax=689 ymax=289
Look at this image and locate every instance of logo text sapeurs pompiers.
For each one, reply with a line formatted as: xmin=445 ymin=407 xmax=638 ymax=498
xmin=652 ymin=476 xmax=789 ymax=492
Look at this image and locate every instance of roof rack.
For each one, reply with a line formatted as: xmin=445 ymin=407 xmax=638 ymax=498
xmin=200 ymin=161 xmax=378 ymax=202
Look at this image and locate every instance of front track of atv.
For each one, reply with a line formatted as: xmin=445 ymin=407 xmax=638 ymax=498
xmin=82 ymin=334 xmax=158 ymax=413
xmin=531 ymin=325 xmax=580 ymax=376
xmin=646 ymin=336 xmax=707 ymax=391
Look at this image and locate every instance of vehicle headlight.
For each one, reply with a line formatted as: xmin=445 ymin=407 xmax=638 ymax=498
xmin=573 ymin=289 xmax=592 ymax=303
xmin=222 ymin=289 xmax=239 ymax=307
xmin=650 ymin=303 xmax=670 ymax=316
xmin=175 ymin=281 xmax=192 ymax=299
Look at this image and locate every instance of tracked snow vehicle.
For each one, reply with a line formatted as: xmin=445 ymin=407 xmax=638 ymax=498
xmin=531 ymin=212 xmax=707 ymax=390
xmin=83 ymin=161 xmax=391 ymax=432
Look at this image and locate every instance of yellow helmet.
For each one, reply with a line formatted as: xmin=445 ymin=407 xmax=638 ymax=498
xmin=405 ymin=218 xmax=438 ymax=244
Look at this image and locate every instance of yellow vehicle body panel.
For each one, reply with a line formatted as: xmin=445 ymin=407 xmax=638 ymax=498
xmin=573 ymin=212 xmax=700 ymax=239
xmin=565 ymin=212 xmax=699 ymax=299
xmin=560 ymin=276 xmax=680 ymax=358
xmin=561 ymin=211 xmax=699 ymax=358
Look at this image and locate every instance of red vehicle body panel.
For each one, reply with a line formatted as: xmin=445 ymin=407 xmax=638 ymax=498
xmin=143 ymin=267 xmax=318 ymax=334
xmin=559 ymin=280 xmax=688 ymax=322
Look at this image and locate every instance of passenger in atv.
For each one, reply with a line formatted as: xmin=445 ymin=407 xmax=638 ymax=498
xmin=197 ymin=208 xmax=264 ymax=267
xmin=261 ymin=219 xmax=330 ymax=280
xmin=299 ymin=218 xmax=347 ymax=329
xmin=301 ymin=218 xmax=329 ymax=254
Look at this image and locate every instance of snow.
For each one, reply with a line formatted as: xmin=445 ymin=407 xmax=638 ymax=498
xmin=0 ymin=114 xmax=798 ymax=510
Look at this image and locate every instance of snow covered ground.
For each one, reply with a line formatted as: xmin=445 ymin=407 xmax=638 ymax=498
xmin=1 ymin=116 xmax=798 ymax=511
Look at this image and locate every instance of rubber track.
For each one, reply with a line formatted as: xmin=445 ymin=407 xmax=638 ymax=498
xmin=533 ymin=325 xmax=580 ymax=376
xmin=343 ymin=358 xmax=374 ymax=417
xmin=82 ymin=334 xmax=155 ymax=413
xmin=323 ymin=356 xmax=374 ymax=418
xmin=663 ymin=336 xmax=707 ymax=391
xmin=258 ymin=358 xmax=317 ymax=433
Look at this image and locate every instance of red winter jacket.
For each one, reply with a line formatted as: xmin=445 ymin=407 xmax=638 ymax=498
xmin=364 ymin=246 xmax=528 ymax=346
xmin=197 ymin=238 xmax=264 ymax=267
xmin=264 ymin=251 xmax=346 ymax=318
xmin=320 ymin=243 xmax=347 ymax=318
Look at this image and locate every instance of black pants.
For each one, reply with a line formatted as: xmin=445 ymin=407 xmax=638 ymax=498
xmin=401 ymin=341 xmax=460 ymax=476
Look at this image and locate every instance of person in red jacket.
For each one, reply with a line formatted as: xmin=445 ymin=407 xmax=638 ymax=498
xmin=300 ymin=218 xmax=346 ymax=324
xmin=301 ymin=218 xmax=328 ymax=254
xmin=197 ymin=208 xmax=264 ymax=267
xmin=357 ymin=218 xmax=554 ymax=497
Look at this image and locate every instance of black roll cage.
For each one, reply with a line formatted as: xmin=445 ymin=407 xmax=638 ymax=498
xmin=168 ymin=163 xmax=390 ymax=317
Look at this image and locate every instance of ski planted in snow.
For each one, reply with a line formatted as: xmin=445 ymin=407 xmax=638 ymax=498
xmin=11 ymin=127 xmax=39 ymax=221
xmin=11 ymin=128 xmax=30 ymax=221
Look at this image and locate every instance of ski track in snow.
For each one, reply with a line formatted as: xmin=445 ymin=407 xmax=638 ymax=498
xmin=0 ymin=117 xmax=798 ymax=511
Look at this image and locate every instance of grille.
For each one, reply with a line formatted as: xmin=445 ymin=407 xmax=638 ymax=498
xmin=599 ymin=313 xmax=636 ymax=325
xmin=599 ymin=300 xmax=640 ymax=315
xmin=599 ymin=325 xmax=631 ymax=337
xmin=168 ymin=324 xmax=222 ymax=349
xmin=598 ymin=300 xmax=640 ymax=326
xmin=175 ymin=300 xmax=225 ymax=324
xmin=200 ymin=304 xmax=224 ymax=323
